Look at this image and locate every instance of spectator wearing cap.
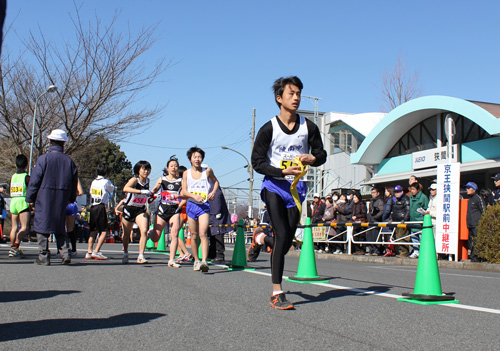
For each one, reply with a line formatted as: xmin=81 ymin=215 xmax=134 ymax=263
xmin=311 ymin=193 xmax=326 ymax=224
xmin=465 ymin=182 xmax=486 ymax=262
xmin=488 ymin=173 xmax=500 ymax=205
xmin=408 ymin=182 xmax=428 ymax=259
xmin=26 ymin=129 xmax=78 ymax=265
xmin=389 ymin=185 xmax=411 ymax=257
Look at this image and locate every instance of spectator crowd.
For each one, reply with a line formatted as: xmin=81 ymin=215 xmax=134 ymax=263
xmin=309 ymin=174 xmax=499 ymax=262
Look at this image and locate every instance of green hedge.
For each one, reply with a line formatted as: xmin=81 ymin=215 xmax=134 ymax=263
xmin=476 ymin=204 xmax=500 ymax=263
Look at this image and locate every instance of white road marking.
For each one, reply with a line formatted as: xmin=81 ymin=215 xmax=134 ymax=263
xmin=241 ymin=266 xmax=500 ymax=315
xmin=8 ymin=245 xmax=500 ymax=314
xmin=372 ymin=266 xmax=500 ymax=280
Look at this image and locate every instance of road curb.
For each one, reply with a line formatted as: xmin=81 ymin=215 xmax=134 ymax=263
xmin=285 ymin=250 xmax=500 ymax=273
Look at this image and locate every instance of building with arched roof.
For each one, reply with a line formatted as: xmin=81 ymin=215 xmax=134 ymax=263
xmin=351 ymin=95 xmax=500 ymax=191
xmin=313 ymin=111 xmax=385 ymax=196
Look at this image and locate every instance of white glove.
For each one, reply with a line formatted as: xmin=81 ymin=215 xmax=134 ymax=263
xmin=417 ymin=207 xmax=426 ymax=215
xmin=215 ymin=213 xmax=222 ymax=219
xmin=140 ymin=189 xmax=152 ymax=196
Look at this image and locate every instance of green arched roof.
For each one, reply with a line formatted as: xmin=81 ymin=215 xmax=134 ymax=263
xmin=351 ymin=95 xmax=500 ymax=165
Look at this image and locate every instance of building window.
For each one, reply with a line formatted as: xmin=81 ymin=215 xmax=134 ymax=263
xmin=330 ymin=129 xmax=360 ymax=155
xmin=386 ymin=114 xmax=491 ymax=158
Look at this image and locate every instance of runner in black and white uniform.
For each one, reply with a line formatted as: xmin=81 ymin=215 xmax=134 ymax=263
xmin=251 ymin=76 xmax=326 ymax=310
xmin=148 ymin=156 xmax=187 ymax=268
xmin=122 ymin=160 xmax=152 ymax=264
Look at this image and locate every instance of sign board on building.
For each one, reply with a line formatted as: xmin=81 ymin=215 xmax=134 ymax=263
xmin=412 ymin=145 xmax=459 ymax=170
xmin=435 ymin=163 xmax=460 ymax=257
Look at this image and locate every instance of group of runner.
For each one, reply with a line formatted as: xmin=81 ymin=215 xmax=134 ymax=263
xmin=86 ymin=147 xmax=219 ymax=272
xmin=8 ymin=76 xmax=326 ymax=309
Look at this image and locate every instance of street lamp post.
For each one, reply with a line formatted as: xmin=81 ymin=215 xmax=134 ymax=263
xmin=221 ymin=146 xmax=254 ymax=218
xmin=29 ymin=85 xmax=58 ymax=175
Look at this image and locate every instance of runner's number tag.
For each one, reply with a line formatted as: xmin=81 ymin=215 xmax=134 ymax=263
xmin=10 ymin=183 xmax=23 ymax=197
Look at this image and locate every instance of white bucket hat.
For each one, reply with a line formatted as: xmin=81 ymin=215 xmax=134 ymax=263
xmin=47 ymin=129 xmax=68 ymax=142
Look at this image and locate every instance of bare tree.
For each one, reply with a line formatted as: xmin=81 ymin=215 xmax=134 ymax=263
xmin=0 ymin=5 xmax=170 ymax=179
xmin=378 ymin=53 xmax=423 ymax=112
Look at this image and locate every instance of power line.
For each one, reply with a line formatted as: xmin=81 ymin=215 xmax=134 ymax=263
xmin=118 ymin=139 xmax=247 ymax=150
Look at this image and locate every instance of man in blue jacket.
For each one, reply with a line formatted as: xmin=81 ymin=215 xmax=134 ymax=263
xmin=26 ymin=129 xmax=78 ymax=265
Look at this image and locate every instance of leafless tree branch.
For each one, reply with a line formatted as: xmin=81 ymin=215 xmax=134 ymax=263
xmin=0 ymin=3 xmax=170 ymax=176
xmin=377 ymin=53 xmax=423 ymax=113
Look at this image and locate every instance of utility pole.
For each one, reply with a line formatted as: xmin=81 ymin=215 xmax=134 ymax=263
xmin=249 ymin=108 xmax=256 ymax=218
xmin=302 ymin=95 xmax=322 ymax=195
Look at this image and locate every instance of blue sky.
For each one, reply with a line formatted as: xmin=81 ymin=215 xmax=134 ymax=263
xmin=5 ymin=0 xmax=500 ymax=200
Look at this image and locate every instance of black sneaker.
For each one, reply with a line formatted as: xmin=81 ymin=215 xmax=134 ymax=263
xmin=247 ymin=243 xmax=261 ymax=262
xmin=270 ymin=293 xmax=294 ymax=310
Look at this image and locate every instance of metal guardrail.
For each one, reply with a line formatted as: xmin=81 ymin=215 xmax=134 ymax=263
xmin=207 ymin=221 xmax=424 ymax=253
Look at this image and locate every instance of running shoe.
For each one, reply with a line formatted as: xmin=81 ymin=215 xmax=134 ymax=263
xmin=137 ymin=257 xmax=149 ymax=264
xmin=168 ymin=260 xmax=181 ymax=268
xmin=91 ymin=252 xmax=107 ymax=260
xmin=122 ymin=253 xmax=129 ymax=264
xmin=85 ymin=253 xmax=93 ymax=260
xmin=70 ymin=251 xmax=78 ymax=257
xmin=8 ymin=247 xmax=23 ymax=258
xmin=199 ymin=261 xmax=209 ymax=272
xmin=247 ymin=227 xmax=264 ymax=262
xmin=409 ymin=251 xmax=419 ymax=259
xmin=193 ymin=260 xmax=201 ymax=271
xmin=34 ymin=258 xmax=50 ymax=266
xmin=270 ymin=293 xmax=294 ymax=310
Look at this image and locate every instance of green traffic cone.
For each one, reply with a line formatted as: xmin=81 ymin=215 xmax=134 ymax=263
xmin=145 ymin=237 xmax=156 ymax=250
xmin=398 ymin=214 xmax=459 ymax=305
xmin=286 ymin=217 xmax=329 ymax=283
xmin=156 ymin=229 xmax=167 ymax=252
xmin=227 ymin=219 xmax=255 ymax=271
xmin=176 ymin=227 xmax=185 ymax=256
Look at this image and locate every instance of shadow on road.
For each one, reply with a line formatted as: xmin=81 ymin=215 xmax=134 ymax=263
xmin=0 ymin=290 xmax=80 ymax=303
xmin=290 ymin=285 xmax=392 ymax=306
xmin=0 ymin=312 xmax=166 ymax=341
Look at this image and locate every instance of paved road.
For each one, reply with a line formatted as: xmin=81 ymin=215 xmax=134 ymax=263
xmin=1 ymin=242 xmax=499 ymax=350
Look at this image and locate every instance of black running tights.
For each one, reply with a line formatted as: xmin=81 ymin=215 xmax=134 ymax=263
xmin=262 ymin=188 xmax=300 ymax=284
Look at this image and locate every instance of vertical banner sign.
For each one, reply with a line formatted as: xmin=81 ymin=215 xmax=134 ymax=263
xmin=435 ymin=163 xmax=460 ymax=256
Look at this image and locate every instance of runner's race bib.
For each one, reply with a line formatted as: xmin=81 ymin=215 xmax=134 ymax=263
xmin=10 ymin=183 xmax=24 ymax=197
xmin=161 ymin=190 xmax=177 ymax=205
xmin=129 ymin=194 xmax=147 ymax=207
xmin=192 ymin=191 xmax=208 ymax=202
xmin=280 ymin=157 xmax=306 ymax=181
xmin=91 ymin=188 xmax=102 ymax=196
